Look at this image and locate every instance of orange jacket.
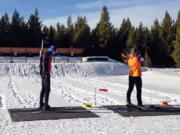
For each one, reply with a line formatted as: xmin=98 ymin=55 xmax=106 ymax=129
xmin=128 ymin=55 xmax=142 ymax=77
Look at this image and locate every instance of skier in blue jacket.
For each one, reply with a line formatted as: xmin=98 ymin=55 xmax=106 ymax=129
xmin=39 ymin=45 xmax=56 ymax=110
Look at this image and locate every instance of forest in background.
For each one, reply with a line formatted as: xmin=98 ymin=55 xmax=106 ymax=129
xmin=0 ymin=6 xmax=180 ymax=67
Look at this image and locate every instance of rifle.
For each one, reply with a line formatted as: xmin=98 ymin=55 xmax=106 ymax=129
xmin=39 ymin=39 xmax=44 ymax=75
xmin=40 ymin=39 xmax=44 ymax=57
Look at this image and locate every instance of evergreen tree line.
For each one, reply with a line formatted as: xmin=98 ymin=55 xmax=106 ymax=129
xmin=0 ymin=7 xmax=180 ymax=67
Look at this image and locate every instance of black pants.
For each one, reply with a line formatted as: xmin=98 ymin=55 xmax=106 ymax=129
xmin=127 ymin=76 xmax=142 ymax=106
xmin=39 ymin=74 xmax=51 ymax=107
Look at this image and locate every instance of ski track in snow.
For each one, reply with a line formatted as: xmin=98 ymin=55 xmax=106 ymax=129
xmin=8 ymin=76 xmax=39 ymax=108
xmin=57 ymin=76 xmax=180 ymax=106
xmin=52 ymin=78 xmax=117 ymax=106
xmin=78 ymin=77 xmax=180 ymax=105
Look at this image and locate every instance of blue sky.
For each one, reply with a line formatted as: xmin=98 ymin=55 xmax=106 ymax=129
xmin=0 ymin=0 xmax=180 ymax=28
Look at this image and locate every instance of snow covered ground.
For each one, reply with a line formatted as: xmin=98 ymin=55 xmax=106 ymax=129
xmin=0 ymin=60 xmax=180 ymax=135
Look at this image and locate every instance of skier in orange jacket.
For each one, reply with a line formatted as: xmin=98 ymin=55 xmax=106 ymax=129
xmin=121 ymin=47 xmax=144 ymax=107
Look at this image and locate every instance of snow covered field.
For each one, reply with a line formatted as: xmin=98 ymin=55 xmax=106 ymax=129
xmin=0 ymin=60 xmax=180 ymax=135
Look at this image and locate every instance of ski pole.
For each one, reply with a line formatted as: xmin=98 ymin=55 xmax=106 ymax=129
xmin=95 ymin=87 xmax=97 ymax=107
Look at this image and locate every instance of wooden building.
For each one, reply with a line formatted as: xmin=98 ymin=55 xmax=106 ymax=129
xmin=0 ymin=47 xmax=85 ymax=56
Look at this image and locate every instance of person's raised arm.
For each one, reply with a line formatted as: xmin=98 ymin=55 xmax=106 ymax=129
xmin=121 ymin=53 xmax=128 ymax=64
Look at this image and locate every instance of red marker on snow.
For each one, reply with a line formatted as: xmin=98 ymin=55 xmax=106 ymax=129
xmin=99 ymin=88 xmax=108 ymax=92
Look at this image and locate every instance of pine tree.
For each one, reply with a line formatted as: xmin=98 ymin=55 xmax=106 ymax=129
xmin=27 ymin=8 xmax=42 ymax=47
xmin=11 ymin=9 xmax=24 ymax=47
xmin=150 ymin=19 xmax=166 ymax=67
xmin=135 ymin=22 xmax=147 ymax=55
xmin=0 ymin=12 xmax=10 ymax=46
xmin=172 ymin=11 xmax=180 ymax=45
xmin=175 ymin=10 xmax=180 ymax=34
xmin=96 ymin=6 xmax=114 ymax=50
xmin=74 ymin=16 xmax=90 ymax=48
xmin=126 ymin=27 xmax=136 ymax=51
xmin=90 ymin=28 xmax=99 ymax=55
xmin=20 ymin=19 xmax=28 ymax=47
xmin=172 ymin=12 xmax=180 ymax=67
xmin=48 ymin=26 xmax=55 ymax=45
xmin=67 ymin=16 xmax=73 ymax=32
xmin=118 ymin=18 xmax=132 ymax=52
xmin=161 ymin=11 xmax=174 ymax=56
xmin=106 ymin=28 xmax=117 ymax=58
xmin=66 ymin=16 xmax=74 ymax=47
xmin=42 ymin=26 xmax=49 ymax=38
xmin=177 ymin=10 xmax=180 ymax=23
xmin=55 ymin=22 xmax=66 ymax=48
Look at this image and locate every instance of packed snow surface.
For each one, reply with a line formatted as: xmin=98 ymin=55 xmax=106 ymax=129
xmin=0 ymin=60 xmax=180 ymax=135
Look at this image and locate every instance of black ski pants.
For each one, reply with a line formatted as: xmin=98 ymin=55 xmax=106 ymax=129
xmin=39 ymin=74 xmax=51 ymax=107
xmin=127 ymin=76 xmax=142 ymax=106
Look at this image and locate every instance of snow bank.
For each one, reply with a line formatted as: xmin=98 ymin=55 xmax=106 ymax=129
xmin=149 ymin=68 xmax=180 ymax=77
xmin=0 ymin=62 xmax=129 ymax=77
